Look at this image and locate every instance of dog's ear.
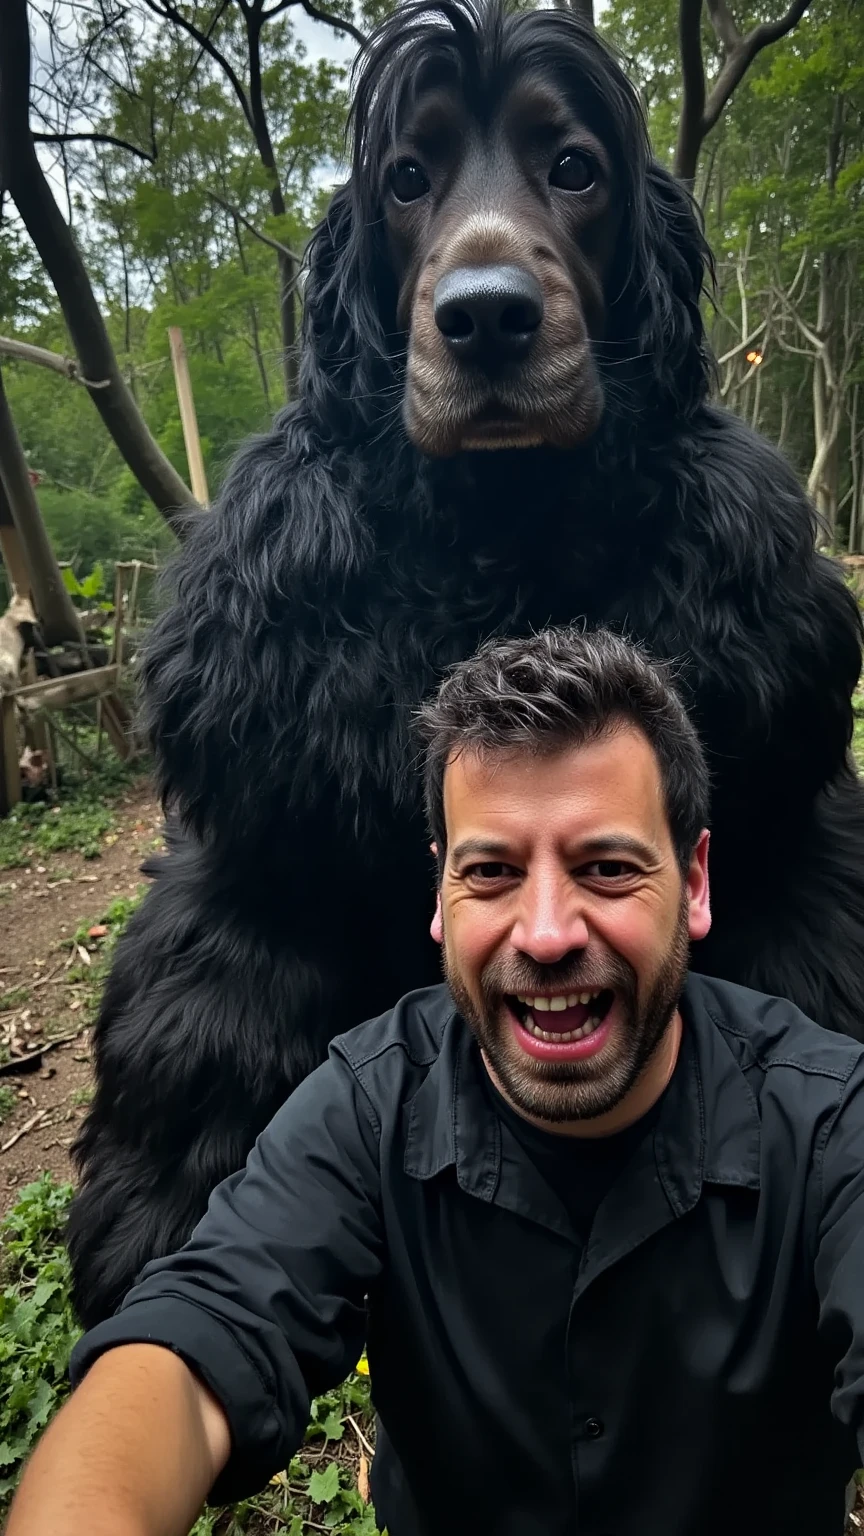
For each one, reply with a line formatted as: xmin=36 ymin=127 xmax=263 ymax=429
xmin=299 ymin=181 xmax=399 ymax=442
xmin=612 ymin=161 xmax=713 ymax=416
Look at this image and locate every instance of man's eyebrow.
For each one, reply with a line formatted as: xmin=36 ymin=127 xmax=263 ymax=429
xmin=575 ymin=835 xmax=660 ymax=864
xmin=450 ymin=838 xmax=512 ymax=863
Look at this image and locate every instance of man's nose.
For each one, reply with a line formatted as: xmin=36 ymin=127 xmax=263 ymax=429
xmin=510 ymin=876 xmax=590 ymax=964
xmin=433 ymin=264 xmax=544 ymax=367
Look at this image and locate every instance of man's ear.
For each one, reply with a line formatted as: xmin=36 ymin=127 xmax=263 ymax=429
xmin=687 ymin=830 xmax=711 ymax=942
xmin=430 ymin=889 xmax=443 ymax=945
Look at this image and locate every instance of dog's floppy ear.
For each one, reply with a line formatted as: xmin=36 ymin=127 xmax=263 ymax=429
xmin=299 ymin=180 xmax=399 ymax=443
xmin=615 ymin=161 xmax=713 ymax=417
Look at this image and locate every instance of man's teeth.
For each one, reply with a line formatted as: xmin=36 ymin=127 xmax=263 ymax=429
xmin=523 ymin=1016 xmax=602 ymax=1043
xmin=516 ymin=990 xmax=602 ymax=1012
xmin=513 ymin=990 xmax=607 ymax=1044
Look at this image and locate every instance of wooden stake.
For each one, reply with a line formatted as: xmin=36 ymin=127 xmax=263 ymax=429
xmin=0 ymin=691 xmax=20 ymax=814
xmin=168 ymin=328 xmax=209 ymax=507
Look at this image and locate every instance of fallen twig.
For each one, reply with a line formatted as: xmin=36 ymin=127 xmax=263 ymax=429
xmin=1 ymin=1108 xmax=48 ymax=1152
xmin=346 ymin=1414 xmax=375 ymax=1459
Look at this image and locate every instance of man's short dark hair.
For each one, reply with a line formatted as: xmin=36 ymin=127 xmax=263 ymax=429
xmin=416 ymin=626 xmax=710 ymax=876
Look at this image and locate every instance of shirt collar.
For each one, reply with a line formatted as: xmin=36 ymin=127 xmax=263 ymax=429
xmin=403 ymin=973 xmax=762 ymax=1203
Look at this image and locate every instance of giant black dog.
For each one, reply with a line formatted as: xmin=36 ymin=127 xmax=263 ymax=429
xmin=68 ymin=0 xmax=864 ymax=1326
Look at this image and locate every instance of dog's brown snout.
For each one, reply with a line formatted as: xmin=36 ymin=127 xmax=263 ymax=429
xmin=433 ymin=264 xmax=544 ymax=366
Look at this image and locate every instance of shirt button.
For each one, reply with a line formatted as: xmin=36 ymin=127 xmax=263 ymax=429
xmin=584 ymin=1416 xmax=604 ymax=1438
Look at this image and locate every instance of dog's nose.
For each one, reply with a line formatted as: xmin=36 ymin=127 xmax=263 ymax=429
xmin=433 ymin=265 xmax=544 ymax=364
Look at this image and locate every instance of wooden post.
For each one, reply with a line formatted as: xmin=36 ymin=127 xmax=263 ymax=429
xmin=0 ymin=691 xmax=20 ymax=814
xmin=168 ymin=328 xmax=209 ymax=507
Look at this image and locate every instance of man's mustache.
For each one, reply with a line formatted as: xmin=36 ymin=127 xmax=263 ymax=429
xmin=480 ymin=951 xmax=636 ymax=1000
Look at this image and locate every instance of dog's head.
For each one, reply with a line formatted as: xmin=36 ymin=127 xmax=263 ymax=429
xmin=301 ymin=0 xmax=712 ymax=456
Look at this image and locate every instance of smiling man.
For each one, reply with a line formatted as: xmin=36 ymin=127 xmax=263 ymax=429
xmin=8 ymin=628 xmax=864 ymax=1536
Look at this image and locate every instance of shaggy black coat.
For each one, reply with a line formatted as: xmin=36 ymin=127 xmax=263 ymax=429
xmin=68 ymin=1 xmax=864 ymax=1328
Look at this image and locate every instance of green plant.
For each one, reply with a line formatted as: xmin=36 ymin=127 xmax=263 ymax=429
xmin=0 ymin=1177 xmax=381 ymax=1531
xmin=0 ymin=1176 xmax=81 ymax=1505
xmin=60 ymin=561 xmax=111 ymax=612
xmin=0 ymin=1086 xmax=17 ymax=1125
xmin=0 ymin=758 xmax=142 ymax=872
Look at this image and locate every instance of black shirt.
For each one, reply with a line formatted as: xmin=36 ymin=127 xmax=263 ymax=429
xmin=483 ymin=1070 xmax=666 ymax=1246
xmin=71 ymin=974 xmax=864 ymax=1536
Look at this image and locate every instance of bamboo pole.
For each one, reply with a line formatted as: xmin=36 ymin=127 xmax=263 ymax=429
xmin=168 ymin=327 xmax=209 ymax=507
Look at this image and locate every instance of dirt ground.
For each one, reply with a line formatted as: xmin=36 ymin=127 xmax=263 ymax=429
xmin=0 ymin=776 xmax=162 ymax=1211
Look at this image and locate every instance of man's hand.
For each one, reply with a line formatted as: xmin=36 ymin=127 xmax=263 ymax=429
xmin=4 ymin=1343 xmax=231 ymax=1536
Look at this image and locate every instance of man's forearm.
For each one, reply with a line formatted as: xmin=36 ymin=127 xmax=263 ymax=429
xmin=4 ymin=1344 xmax=231 ymax=1536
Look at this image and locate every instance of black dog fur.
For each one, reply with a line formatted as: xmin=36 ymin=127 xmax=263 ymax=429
xmin=68 ymin=0 xmax=864 ymax=1327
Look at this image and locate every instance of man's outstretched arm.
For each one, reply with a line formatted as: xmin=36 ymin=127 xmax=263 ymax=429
xmin=5 ymin=1343 xmax=230 ymax=1536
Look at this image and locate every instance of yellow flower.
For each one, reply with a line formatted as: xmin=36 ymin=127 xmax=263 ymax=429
xmin=355 ymin=1356 xmax=370 ymax=1376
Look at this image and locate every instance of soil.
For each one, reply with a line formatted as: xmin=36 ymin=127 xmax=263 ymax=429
xmin=0 ymin=775 xmax=162 ymax=1211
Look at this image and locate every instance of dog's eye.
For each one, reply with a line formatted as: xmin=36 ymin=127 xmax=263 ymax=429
xmin=388 ymin=158 xmax=431 ymax=204
xmin=549 ymin=149 xmax=595 ymax=193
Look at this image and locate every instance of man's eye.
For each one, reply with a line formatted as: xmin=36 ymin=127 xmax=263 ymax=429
xmin=467 ymin=862 xmax=517 ymax=880
xmin=584 ymin=861 xmax=633 ymax=879
xmin=388 ymin=158 xmax=431 ymax=203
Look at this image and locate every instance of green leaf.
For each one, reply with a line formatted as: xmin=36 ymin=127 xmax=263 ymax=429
xmin=309 ymin=1460 xmax=341 ymax=1504
xmin=320 ymin=1409 xmax=344 ymax=1442
xmin=79 ymin=562 xmax=105 ymax=599
xmin=61 ymin=568 xmax=83 ymax=596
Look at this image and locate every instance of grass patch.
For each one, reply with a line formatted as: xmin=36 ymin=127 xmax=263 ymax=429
xmin=0 ymin=1086 xmax=17 ymax=1125
xmin=0 ymin=1177 xmax=381 ymax=1532
xmin=0 ymin=753 xmax=146 ymax=872
xmin=0 ymin=988 xmax=30 ymax=1011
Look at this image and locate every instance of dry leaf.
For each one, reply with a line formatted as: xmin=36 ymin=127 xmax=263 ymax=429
xmin=75 ymin=943 xmax=91 ymax=966
xmin=87 ymin=925 xmax=109 ymax=939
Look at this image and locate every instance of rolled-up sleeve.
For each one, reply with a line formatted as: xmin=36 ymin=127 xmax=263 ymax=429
xmin=70 ymin=1048 xmax=383 ymax=1502
xmin=813 ymin=1059 xmax=864 ymax=1465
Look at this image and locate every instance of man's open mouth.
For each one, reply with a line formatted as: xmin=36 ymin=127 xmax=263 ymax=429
xmin=506 ymin=988 xmax=615 ymax=1049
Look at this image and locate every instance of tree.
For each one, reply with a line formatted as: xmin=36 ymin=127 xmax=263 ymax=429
xmin=0 ymin=0 xmax=196 ymax=528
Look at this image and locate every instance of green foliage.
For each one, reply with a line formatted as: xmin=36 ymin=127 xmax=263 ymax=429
xmin=0 ymin=753 xmax=141 ymax=870
xmin=0 ymin=1086 xmax=17 ymax=1126
xmin=0 ymin=1177 xmax=81 ymax=1506
xmin=0 ymin=1176 xmax=381 ymax=1533
xmin=0 ymin=800 xmax=115 ymax=869
xmin=60 ymin=562 xmax=108 ymax=604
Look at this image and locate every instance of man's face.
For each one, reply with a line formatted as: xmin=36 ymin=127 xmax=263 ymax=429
xmin=434 ymin=726 xmax=710 ymax=1125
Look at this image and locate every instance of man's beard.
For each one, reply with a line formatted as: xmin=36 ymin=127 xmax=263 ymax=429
xmin=442 ymin=898 xmax=690 ymax=1124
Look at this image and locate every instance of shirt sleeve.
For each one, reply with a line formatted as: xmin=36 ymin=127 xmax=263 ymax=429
xmin=69 ymin=1049 xmax=383 ymax=1503
xmin=813 ymin=1057 xmax=864 ymax=1465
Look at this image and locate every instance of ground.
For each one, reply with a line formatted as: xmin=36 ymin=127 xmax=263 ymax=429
xmin=0 ymin=773 xmax=161 ymax=1206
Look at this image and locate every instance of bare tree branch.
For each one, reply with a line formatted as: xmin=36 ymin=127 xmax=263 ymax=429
xmin=704 ymin=0 xmax=740 ymax=52
xmin=703 ymin=0 xmax=813 ymax=135
xmin=296 ymin=0 xmax=366 ymax=46
xmin=674 ymin=0 xmax=814 ymax=183
xmin=676 ymin=0 xmax=706 ymax=184
xmin=0 ymin=335 xmax=110 ymax=388
xmin=139 ymin=0 xmax=254 ymax=132
xmin=205 ymin=189 xmax=302 ymax=262
xmin=32 ymin=129 xmax=155 ymax=162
